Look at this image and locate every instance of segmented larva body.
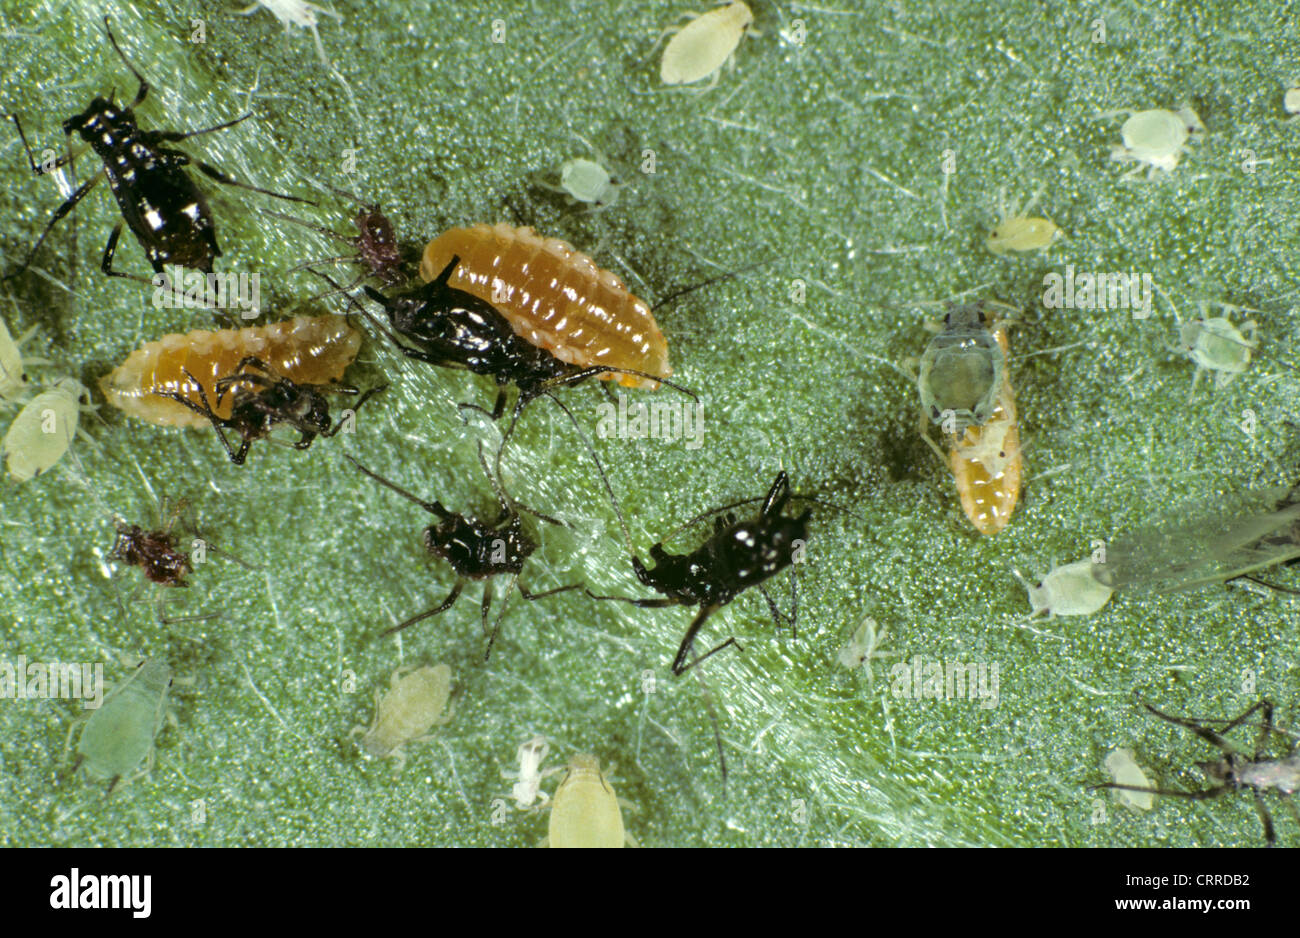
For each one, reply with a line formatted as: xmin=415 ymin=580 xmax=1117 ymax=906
xmin=949 ymin=325 xmax=1021 ymax=535
xmin=98 ymin=315 xmax=361 ymax=428
xmin=418 ymin=224 xmax=670 ymax=389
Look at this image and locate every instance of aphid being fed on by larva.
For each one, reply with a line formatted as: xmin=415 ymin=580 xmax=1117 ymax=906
xmin=3 ymin=17 xmax=311 ymax=282
xmin=1014 ymin=558 xmax=1114 ymax=619
xmin=916 ymin=303 xmax=1022 ymax=535
xmin=543 ymin=754 xmax=639 ymax=848
xmin=985 ymin=186 xmax=1065 ymax=255
xmin=1102 ymin=105 xmax=1204 ymax=180
xmin=1104 ymin=747 xmax=1155 ymax=811
xmin=2 ymin=377 xmax=91 ymax=482
xmin=71 ymin=658 xmax=173 ymax=796
xmin=659 ymin=1 xmax=754 ymax=88
xmin=1088 ymin=699 xmax=1300 ymax=846
xmin=154 ymin=356 xmax=385 ymax=465
xmin=349 ymin=663 xmax=453 ymax=772
xmin=99 ymin=315 xmax=362 ymax=428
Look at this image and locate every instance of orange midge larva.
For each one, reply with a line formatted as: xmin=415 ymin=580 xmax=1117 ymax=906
xmin=417 ymin=224 xmax=670 ymax=389
xmin=98 ymin=315 xmax=361 ymax=428
xmin=948 ymin=323 xmax=1021 ymax=535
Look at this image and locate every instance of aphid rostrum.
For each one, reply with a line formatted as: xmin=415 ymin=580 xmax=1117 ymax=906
xmin=5 ymin=17 xmax=310 ymax=281
xmin=545 ymin=754 xmax=638 ymax=848
xmin=350 ymin=663 xmax=453 ymax=772
xmin=99 ymin=315 xmax=361 ymax=428
xmin=156 ymin=356 xmax=384 ymax=465
xmin=659 ymin=2 xmax=754 ymax=88
xmin=2 ymin=377 xmax=90 ymax=482
xmin=72 ymin=658 xmax=173 ymax=795
xmin=1089 ymin=699 xmax=1300 ymax=845
xmin=587 ymin=471 xmax=819 ymax=676
xmin=415 ymin=224 xmax=672 ymax=390
xmin=346 ymin=452 xmax=580 ymax=659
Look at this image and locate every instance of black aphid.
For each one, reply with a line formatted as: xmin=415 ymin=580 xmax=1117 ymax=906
xmin=345 ymin=450 xmax=580 ymax=659
xmin=4 ymin=16 xmax=311 ymax=281
xmin=1089 ymin=698 xmax=1300 ymax=846
xmin=588 ymin=471 xmax=817 ymax=676
xmin=157 ymin=356 xmax=385 ymax=465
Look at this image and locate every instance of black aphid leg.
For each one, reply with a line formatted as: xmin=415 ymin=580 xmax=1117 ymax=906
xmin=671 ymin=603 xmax=730 ymax=676
xmin=1254 ymin=792 xmax=1277 ymax=847
xmin=3 ymin=171 xmax=103 ymax=281
xmin=155 ymin=367 xmax=245 ymax=464
xmin=517 ymin=583 xmax=583 ymax=601
xmin=1141 ymin=699 xmax=1267 ymax=757
xmin=378 ymin=579 xmax=466 ymax=637
xmin=141 ymin=112 xmax=254 ymax=146
xmin=9 ymin=113 xmax=77 ymax=174
xmin=100 ymin=220 xmax=154 ymax=282
xmin=583 ymin=588 xmax=679 ymax=608
xmin=319 ymin=384 xmax=386 ymax=438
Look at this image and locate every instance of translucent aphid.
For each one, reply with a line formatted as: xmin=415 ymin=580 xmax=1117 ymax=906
xmin=559 ymin=158 xmax=620 ymax=208
xmin=501 ymin=734 xmax=554 ymax=810
xmin=986 ymin=186 xmax=1064 ymax=255
xmin=916 ymin=304 xmax=1005 ymax=430
xmin=72 ymin=659 xmax=173 ymax=795
xmin=837 ymin=615 xmax=898 ymax=689
xmin=545 ymin=754 xmax=638 ymax=848
xmin=1092 ymin=489 xmax=1300 ymax=594
xmin=1014 ymin=558 xmax=1114 ymax=618
xmin=237 ymin=1 xmax=341 ymax=67
xmin=2 ymin=377 xmax=90 ymax=481
xmin=1284 ymin=82 xmax=1300 ymax=117
xmin=350 ymin=664 xmax=453 ymax=771
xmin=660 ymin=1 xmax=754 ymax=88
xmin=1105 ymin=106 xmax=1204 ymax=179
xmin=1104 ymin=747 xmax=1155 ymax=811
xmin=1173 ymin=301 xmax=1258 ymax=392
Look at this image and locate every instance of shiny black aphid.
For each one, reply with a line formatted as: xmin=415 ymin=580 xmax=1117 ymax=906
xmin=157 ymin=357 xmax=385 ymax=465
xmin=588 ymin=471 xmax=811 ymax=676
xmin=1089 ymin=699 xmax=1300 ymax=846
xmin=345 ymin=454 xmax=578 ymax=659
xmin=4 ymin=17 xmax=309 ymax=281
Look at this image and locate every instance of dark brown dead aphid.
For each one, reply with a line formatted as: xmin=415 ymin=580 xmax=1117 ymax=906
xmin=1088 ymin=698 xmax=1300 ymax=846
xmin=267 ymin=185 xmax=413 ymax=293
xmin=156 ymin=355 xmax=385 ymax=465
xmin=112 ymin=522 xmax=192 ymax=587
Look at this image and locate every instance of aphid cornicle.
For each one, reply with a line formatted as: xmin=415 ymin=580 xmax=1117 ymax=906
xmin=545 ymin=754 xmax=638 ymax=848
xmin=346 ymin=453 xmax=580 ymax=658
xmin=73 ymin=658 xmax=173 ymax=795
xmin=2 ymin=377 xmax=89 ymax=482
xmin=350 ymin=663 xmax=453 ymax=771
xmin=5 ymin=17 xmax=310 ymax=281
xmin=587 ymin=471 xmax=813 ymax=676
xmin=1089 ymin=699 xmax=1300 ymax=845
xmin=156 ymin=356 xmax=384 ymax=465
xmin=99 ymin=315 xmax=361 ymax=428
